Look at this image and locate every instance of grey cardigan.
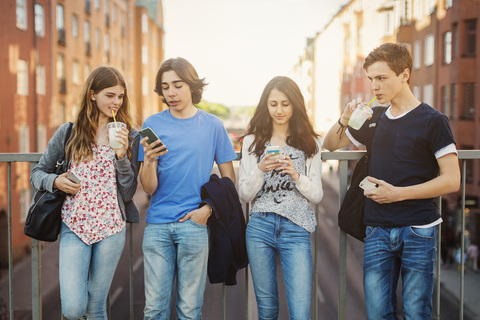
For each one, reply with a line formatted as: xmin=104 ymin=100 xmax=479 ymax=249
xmin=30 ymin=122 xmax=141 ymax=223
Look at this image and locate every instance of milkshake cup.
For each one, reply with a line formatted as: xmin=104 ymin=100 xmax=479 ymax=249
xmin=107 ymin=122 xmax=126 ymax=149
xmin=348 ymin=103 xmax=373 ymax=130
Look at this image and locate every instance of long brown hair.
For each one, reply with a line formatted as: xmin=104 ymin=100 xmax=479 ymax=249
xmin=66 ymin=66 xmax=135 ymax=163
xmin=240 ymin=76 xmax=319 ymax=158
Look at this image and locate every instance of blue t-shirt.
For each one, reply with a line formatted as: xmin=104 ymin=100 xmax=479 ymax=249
xmin=349 ymin=103 xmax=456 ymax=227
xmin=138 ymin=109 xmax=237 ymax=223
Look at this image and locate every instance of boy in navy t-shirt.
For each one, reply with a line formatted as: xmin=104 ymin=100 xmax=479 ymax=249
xmin=323 ymin=43 xmax=460 ymax=319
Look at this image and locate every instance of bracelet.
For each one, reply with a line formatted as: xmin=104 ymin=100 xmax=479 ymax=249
xmin=336 ymin=118 xmax=347 ymax=139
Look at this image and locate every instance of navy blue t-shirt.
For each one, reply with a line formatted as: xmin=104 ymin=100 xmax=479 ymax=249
xmin=349 ymin=103 xmax=455 ymax=227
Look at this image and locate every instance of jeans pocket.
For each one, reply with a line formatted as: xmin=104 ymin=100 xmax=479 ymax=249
xmin=187 ymin=218 xmax=207 ymax=228
xmin=364 ymin=225 xmax=376 ymax=240
xmin=410 ymin=226 xmax=436 ymax=239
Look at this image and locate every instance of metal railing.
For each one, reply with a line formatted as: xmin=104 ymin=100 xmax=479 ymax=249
xmin=0 ymin=150 xmax=477 ymax=319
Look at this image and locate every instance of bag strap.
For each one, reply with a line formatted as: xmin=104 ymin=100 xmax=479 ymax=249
xmin=65 ymin=122 xmax=74 ymax=166
xmin=365 ymin=107 xmax=387 ymax=156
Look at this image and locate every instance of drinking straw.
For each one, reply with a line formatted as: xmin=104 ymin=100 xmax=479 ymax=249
xmin=366 ymin=96 xmax=377 ymax=106
xmin=112 ymin=110 xmax=117 ymax=127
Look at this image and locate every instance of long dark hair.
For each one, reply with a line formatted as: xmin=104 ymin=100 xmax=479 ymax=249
xmin=67 ymin=66 xmax=135 ymax=163
xmin=240 ymin=76 xmax=319 ymax=158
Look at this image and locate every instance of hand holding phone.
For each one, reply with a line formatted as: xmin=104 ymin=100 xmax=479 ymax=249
xmin=139 ymin=127 xmax=166 ymax=151
xmin=359 ymin=177 xmax=378 ymax=191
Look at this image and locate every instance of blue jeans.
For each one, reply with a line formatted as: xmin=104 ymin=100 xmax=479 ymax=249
xmin=59 ymin=222 xmax=126 ymax=320
xmin=142 ymin=220 xmax=209 ymax=320
xmin=246 ymin=212 xmax=312 ymax=320
xmin=363 ymin=225 xmax=437 ymax=320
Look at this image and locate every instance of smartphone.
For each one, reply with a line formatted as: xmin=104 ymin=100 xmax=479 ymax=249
xmin=67 ymin=171 xmax=81 ymax=184
xmin=265 ymin=146 xmax=281 ymax=159
xmin=359 ymin=177 xmax=378 ymax=191
xmin=139 ymin=127 xmax=166 ymax=150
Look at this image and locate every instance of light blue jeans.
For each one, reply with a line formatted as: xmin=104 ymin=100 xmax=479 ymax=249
xmin=363 ymin=225 xmax=437 ymax=320
xmin=142 ymin=220 xmax=209 ymax=320
xmin=59 ymin=222 xmax=126 ymax=320
xmin=246 ymin=212 xmax=312 ymax=320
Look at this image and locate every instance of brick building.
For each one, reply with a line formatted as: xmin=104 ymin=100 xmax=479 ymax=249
xmin=0 ymin=0 xmax=165 ymax=266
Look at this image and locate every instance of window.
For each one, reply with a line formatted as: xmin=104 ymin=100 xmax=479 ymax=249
xmin=36 ymin=124 xmax=47 ymax=152
xmin=16 ymin=0 xmax=27 ymax=30
xmin=413 ymin=86 xmax=421 ymax=100
xmin=56 ymin=5 xmax=64 ymax=30
xmin=95 ymin=0 xmax=100 ymax=10
xmin=84 ymin=21 xmax=90 ymax=42
xmin=424 ymin=34 xmax=434 ymax=66
xmin=142 ymin=14 xmax=148 ymax=34
xmin=95 ymin=28 xmax=101 ymax=49
xmin=465 ymin=19 xmax=477 ymax=56
xmin=17 ymin=59 xmax=28 ymax=95
xmin=36 ymin=64 xmax=46 ymax=95
xmin=414 ymin=0 xmax=422 ymax=20
xmin=445 ymin=0 xmax=453 ymax=9
xmin=72 ymin=14 xmax=79 ymax=38
xmin=57 ymin=5 xmax=66 ymax=45
xmin=57 ymin=54 xmax=66 ymax=94
xmin=425 ymin=0 xmax=435 ymax=15
xmin=414 ymin=40 xmax=421 ymax=69
xmin=464 ymin=83 xmax=475 ymax=119
xmin=72 ymin=60 xmax=80 ymax=85
xmin=19 ymin=125 xmax=30 ymax=153
xmin=34 ymin=4 xmax=45 ymax=37
xmin=444 ymin=31 xmax=452 ymax=64
xmin=383 ymin=11 xmax=394 ymax=36
xmin=104 ymin=33 xmax=110 ymax=62
xmin=442 ymin=85 xmax=451 ymax=118
xmin=142 ymin=77 xmax=148 ymax=96
xmin=84 ymin=64 xmax=91 ymax=81
xmin=423 ymin=84 xmax=434 ymax=106
xmin=142 ymin=45 xmax=148 ymax=65
xmin=451 ymin=83 xmax=458 ymax=119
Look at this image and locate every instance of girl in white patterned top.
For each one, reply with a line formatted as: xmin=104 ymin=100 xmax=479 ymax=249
xmin=238 ymin=76 xmax=323 ymax=319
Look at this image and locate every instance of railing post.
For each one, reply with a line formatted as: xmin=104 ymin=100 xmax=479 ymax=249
xmin=338 ymin=159 xmax=349 ymax=320
xmin=460 ymin=160 xmax=467 ymax=320
xmin=30 ymin=162 xmax=42 ymax=320
xmin=8 ymin=162 xmax=14 ymax=320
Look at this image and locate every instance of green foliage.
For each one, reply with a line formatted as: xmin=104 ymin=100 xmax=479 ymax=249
xmin=196 ymin=101 xmax=230 ymax=120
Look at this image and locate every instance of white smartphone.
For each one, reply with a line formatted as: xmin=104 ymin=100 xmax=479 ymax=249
xmin=67 ymin=171 xmax=81 ymax=184
xmin=359 ymin=177 xmax=378 ymax=191
xmin=265 ymin=146 xmax=281 ymax=159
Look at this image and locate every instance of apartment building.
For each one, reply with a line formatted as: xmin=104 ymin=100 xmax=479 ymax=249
xmin=0 ymin=0 xmax=164 ymax=266
xmin=294 ymin=0 xmax=480 ymax=247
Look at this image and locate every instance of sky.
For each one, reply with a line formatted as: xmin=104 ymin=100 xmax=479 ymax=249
xmin=162 ymin=0 xmax=349 ymax=107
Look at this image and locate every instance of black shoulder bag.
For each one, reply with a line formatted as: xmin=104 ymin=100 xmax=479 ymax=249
xmin=24 ymin=122 xmax=74 ymax=242
xmin=337 ymin=107 xmax=386 ymax=242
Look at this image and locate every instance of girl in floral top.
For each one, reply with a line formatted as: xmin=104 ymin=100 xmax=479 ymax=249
xmin=238 ymin=76 xmax=323 ymax=320
xmin=31 ymin=66 xmax=140 ymax=319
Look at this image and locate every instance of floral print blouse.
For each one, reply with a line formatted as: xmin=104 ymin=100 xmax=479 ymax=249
xmin=62 ymin=145 xmax=126 ymax=245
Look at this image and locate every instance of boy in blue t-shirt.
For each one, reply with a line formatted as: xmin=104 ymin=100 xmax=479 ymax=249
xmin=323 ymin=43 xmax=460 ymax=319
xmin=139 ymin=57 xmax=237 ymax=319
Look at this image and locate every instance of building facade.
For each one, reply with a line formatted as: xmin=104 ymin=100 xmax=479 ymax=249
xmin=0 ymin=0 xmax=164 ymax=266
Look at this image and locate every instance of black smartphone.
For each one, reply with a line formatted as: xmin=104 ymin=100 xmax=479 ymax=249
xmin=139 ymin=127 xmax=166 ymax=150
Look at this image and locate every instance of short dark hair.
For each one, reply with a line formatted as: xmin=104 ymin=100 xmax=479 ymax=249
xmin=154 ymin=57 xmax=207 ymax=105
xmin=363 ymin=43 xmax=413 ymax=83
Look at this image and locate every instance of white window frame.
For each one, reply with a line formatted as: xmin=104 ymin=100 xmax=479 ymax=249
xmin=72 ymin=60 xmax=80 ymax=85
xmin=414 ymin=40 xmax=421 ymax=69
xmin=56 ymin=4 xmax=64 ymax=30
xmin=17 ymin=59 xmax=28 ymax=95
xmin=36 ymin=64 xmax=46 ymax=95
xmin=72 ymin=14 xmax=79 ymax=38
xmin=34 ymin=4 xmax=45 ymax=37
xmin=424 ymin=34 xmax=434 ymax=66
xmin=142 ymin=14 xmax=148 ymax=34
xmin=16 ymin=0 xmax=27 ymax=30
xmin=444 ymin=31 xmax=452 ymax=64
xmin=423 ymin=84 xmax=434 ymax=106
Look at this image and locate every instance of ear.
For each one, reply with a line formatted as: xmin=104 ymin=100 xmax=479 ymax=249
xmin=401 ymin=68 xmax=410 ymax=83
xmin=90 ymin=90 xmax=96 ymax=101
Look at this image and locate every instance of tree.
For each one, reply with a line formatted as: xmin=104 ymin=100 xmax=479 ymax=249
xmin=196 ymin=101 xmax=230 ymax=120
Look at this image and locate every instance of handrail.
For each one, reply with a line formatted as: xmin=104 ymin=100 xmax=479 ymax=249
xmin=0 ymin=150 xmax=477 ymax=319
